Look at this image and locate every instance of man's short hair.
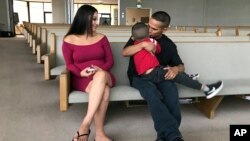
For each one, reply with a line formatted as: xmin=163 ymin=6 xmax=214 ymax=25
xmin=132 ymin=22 xmax=149 ymax=40
xmin=151 ymin=11 xmax=171 ymax=28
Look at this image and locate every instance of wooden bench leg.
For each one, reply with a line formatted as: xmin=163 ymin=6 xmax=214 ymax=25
xmin=32 ymin=40 xmax=36 ymax=54
xmin=44 ymin=56 xmax=51 ymax=80
xmin=29 ymin=36 xmax=33 ymax=47
xmin=193 ymin=96 xmax=224 ymax=119
xmin=36 ymin=45 xmax=41 ymax=63
xmin=60 ymin=70 xmax=70 ymax=111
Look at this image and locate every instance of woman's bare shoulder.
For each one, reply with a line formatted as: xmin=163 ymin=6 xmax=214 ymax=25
xmin=96 ymin=33 xmax=105 ymax=39
xmin=63 ymin=35 xmax=75 ymax=43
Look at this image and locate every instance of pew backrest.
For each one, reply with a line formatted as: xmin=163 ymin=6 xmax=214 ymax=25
xmin=169 ymin=36 xmax=250 ymax=42
xmin=176 ymin=41 xmax=250 ymax=97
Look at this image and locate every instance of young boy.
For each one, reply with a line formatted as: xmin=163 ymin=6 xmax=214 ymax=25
xmin=132 ymin=22 xmax=223 ymax=99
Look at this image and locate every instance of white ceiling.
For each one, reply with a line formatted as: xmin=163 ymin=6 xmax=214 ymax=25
xmin=16 ymin=0 xmax=118 ymax=4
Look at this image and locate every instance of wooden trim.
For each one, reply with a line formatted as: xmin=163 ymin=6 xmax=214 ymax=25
xmin=36 ymin=45 xmax=41 ymax=63
xmin=235 ymin=26 xmax=240 ymax=36
xmin=32 ymin=39 xmax=36 ymax=54
xmin=216 ymin=28 xmax=222 ymax=36
xmin=27 ymin=33 xmax=30 ymax=43
xmin=37 ymin=38 xmax=47 ymax=64
xmin=60 ymin=69 xmax=70 ymax=111
xmin=44 ymin=55 xmax=50 ymax=80
xmin=50 ymin=33 xmax=56 ymax=54
xmin=44 ymin=53 xmax=56 ymax=80
xmin=29 ymin=35 xmax=32 ymax=47
xmin=36 ymin=44 xmax=46 ymax=64
xmin=193 ymin=96 xmax=224 ymax=119
xmin=204 ymin=27 xmax=208 ymax=33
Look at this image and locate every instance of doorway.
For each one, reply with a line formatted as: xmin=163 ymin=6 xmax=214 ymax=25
xmin=44 ymin=12 xmax=52 ymax=23
xmin=126 ymin=8 xmax=151 ymax=25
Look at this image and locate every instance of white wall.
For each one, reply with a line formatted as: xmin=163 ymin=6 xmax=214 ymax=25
xmin=52 ymin=0 xmax=67 ymax=23
xmin=205 ymin=0 xmax=250 ymax=26
xmin=119 ymin=0 xmax=250 ymax=26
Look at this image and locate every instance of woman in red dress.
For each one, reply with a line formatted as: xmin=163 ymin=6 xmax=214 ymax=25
xmin=62 ymin=5 xmax=115 ymax=141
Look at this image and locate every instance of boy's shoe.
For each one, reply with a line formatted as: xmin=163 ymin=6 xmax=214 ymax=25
xmin=155 ymin=139 xmax=165 ymax=141
xmin=189 ymin=73 xmax=200 ymax=80
xmin=172 ymin=137 xmax=184 ymax=141
xmin=204 ymin=81 xmax=223 ymax=99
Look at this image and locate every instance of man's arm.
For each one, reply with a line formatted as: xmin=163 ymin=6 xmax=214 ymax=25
xmin=163 ymin=39 xmax=185 ymax=79
xmin=175 ymin=64 xmax=185 ymax=73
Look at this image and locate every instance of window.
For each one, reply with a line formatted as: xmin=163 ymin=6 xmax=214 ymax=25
xmin=73 ymin=3 xmax=118 ymax=25
xmin=30 ymin=2 xmax=44 ymax=23
xmin=13 ymin=0 xmax=28 ymax=25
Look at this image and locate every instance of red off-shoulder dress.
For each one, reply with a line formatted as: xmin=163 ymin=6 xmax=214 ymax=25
xmin=62 ymin=35 xmax=115 ymax=92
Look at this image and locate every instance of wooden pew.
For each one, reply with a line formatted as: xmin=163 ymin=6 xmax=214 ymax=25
xmin=165 ymin=32 xmax=216 ymax=36
xmin=169 ymin=36 xmax=250 ymax=42
xmin=237 ymin=26 xmax=250 ymax=36
xmin=43 ymin=30 xmax=250 ymax=80
xmin=22 ymin=21 xmax=31 ymax=40
xmin=32 ymin=24 xmax=221 ymax=63
xmin=37 ymin=28 xmax=132 ymax=64
xmin=39 ymin=25 xmax=250 ymax=119
xmin=37 ymin=26 xmax=219 ymax=63
xmin=36 ymin=27 xmax=68 ymax=63
xmin=36 ymin=25 xmax=133 ymax=63
xmin=43 ymin=33 xmax=130 ymax=80
xmin=175 ymin=41 xmax=250 ymax=118
xmin=60 ymin=40 xmax=250 ymax=119
xmin=181 ymin=25 xmax=250 ymax=36
xmin=33 ymin=24 xmax=69 ymax=55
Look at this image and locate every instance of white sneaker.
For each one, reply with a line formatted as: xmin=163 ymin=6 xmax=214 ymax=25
xmin=205 ymin=81 xmax=223 ymax=99
xmin=189 ymin=73 xmax=200 ymax=80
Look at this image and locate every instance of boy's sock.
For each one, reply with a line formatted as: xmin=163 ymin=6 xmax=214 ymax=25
xmin=189 ymin=73 xmax=200 ymax=80
xmin=201 ymin=84 xmax=209 ymax=92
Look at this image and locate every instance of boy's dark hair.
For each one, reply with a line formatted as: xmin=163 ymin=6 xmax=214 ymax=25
xmin=151 ymin=11 xmax=171 ymax=28
xmin=132 ymin=22 xmax=149 ymax=40
xmin=65 ymin=5 xmax=97 ymax=37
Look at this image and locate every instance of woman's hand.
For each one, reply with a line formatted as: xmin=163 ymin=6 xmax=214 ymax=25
xmin=80 ymin=65 xmax=103 ymax=77
xmin=80 ymin=67 xmax=96 ymax=77
xmin=90 ymin=65 xmax=102 ymax=71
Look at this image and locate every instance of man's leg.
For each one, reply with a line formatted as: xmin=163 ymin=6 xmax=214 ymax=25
xmin=157 ymin=80 xmax=183 ymax=141
xmin=132 ymin=77 xmax=182 ymax=141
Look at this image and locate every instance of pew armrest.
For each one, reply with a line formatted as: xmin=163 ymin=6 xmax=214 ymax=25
xmin=44 ymin=53 xmax=56 ymax=80
xmin=36 ymin=44 xmax=47 ymax=64
xmin=36 ymin=45 xmax=42 ymax=63
xmin=60 ymin=69 xmax=70 ymax=111
xmin=32 ymin=39 xmax=36 ymax=54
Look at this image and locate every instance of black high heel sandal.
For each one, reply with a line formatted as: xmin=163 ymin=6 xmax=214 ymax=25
xmin=72 ymin=129 xmax=91 ymax=141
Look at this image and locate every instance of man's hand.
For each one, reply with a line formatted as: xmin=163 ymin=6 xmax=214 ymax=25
xmin=141 ymin=41 xmax=155 ymax=53
xmin=164 ymin=66 xmax=179 ymax=80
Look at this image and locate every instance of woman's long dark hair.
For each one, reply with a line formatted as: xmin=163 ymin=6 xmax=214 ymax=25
xmin=65 ymin=5 xmax=98 ymax=37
